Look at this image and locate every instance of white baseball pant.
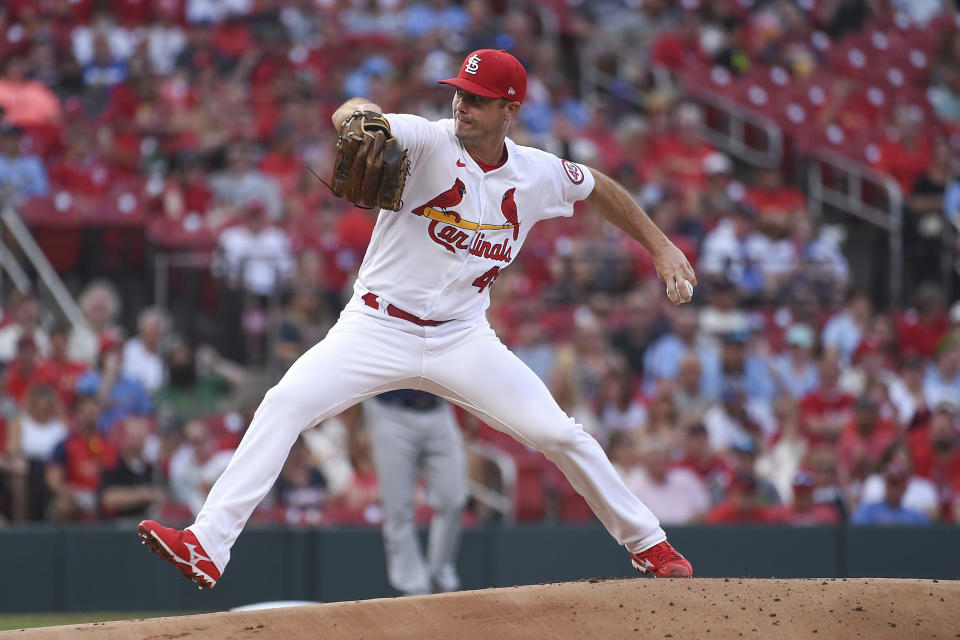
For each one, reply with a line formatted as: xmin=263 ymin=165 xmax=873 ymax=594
xmin=189 ymin=295 xmax=666 ymax=573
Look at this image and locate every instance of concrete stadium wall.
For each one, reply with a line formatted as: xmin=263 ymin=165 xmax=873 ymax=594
xmin=0 ymin=524 xmax=957 ymax=613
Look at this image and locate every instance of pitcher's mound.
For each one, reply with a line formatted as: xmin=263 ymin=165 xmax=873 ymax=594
xmin=6 ymin=578 xmax=959 ymax=639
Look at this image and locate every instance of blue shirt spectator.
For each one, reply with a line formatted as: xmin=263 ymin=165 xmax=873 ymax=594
xmin=403 ymin=1 xmax=470 ymax=38
xmin=851 ymin=468 xmax=930 ymax=526
xmin=772 ymin=324 xmax=819 ymax=398
xmin=76 ymin=368 xmax=153 ymax=434
xmin=643 ymin=307 xmax=721 ymax=396
xmin=851 ymin=501 xmax=930 ymax=526
xmin=0 ymin=125 xmax=49 ymax=202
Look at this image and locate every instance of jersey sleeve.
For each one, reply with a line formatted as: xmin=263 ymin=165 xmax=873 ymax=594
xmin=383 ymin=113 xmax=446 ymax=170
xmin=534 ymin=153 xmax=596 ymax=221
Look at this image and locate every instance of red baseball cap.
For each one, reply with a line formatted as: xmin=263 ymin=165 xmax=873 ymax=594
xmin=438 ymin=49 xmax=527 ymax=104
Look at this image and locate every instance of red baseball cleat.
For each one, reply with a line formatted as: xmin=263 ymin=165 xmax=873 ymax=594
xmin=137 ymin=520 xmax=221 ymax=589
xmin=629 ymin=541 xmax=693 ymax=578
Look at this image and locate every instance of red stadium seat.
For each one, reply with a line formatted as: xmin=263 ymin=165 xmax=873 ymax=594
xmin=18 ymin=193 xmax=86 ymax=272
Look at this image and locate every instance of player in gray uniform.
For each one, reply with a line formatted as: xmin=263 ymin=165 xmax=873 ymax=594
xmin=366 ymin=390 xmax=465 ymax=595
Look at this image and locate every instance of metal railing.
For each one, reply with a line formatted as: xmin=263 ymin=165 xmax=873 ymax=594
xmin=0 ymin=204 xmax=88 ymax=329
xmin=806 ymin=150 xmax=904 ymax=305
xmin=464 ymin=440 xmax=517 ymax=524
xmin=685 ymin=90 xmax=783 ymax=169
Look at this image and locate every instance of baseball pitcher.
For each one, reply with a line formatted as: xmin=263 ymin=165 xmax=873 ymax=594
xmin=138 ymin=49 xmax=697 ymax=589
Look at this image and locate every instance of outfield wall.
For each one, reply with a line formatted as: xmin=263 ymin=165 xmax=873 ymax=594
xmin=0 ymin=525 xmax=956 ymax=612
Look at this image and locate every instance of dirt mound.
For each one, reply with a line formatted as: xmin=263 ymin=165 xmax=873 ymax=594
xmin=5 ymin=578 xmax=958 ymax=639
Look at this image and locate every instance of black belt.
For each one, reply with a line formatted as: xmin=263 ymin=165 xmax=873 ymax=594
xmin=375 ymin=390 xmax=441 ymax=411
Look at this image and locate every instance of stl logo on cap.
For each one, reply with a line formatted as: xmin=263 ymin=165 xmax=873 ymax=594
xmin=465 ymin=54 xmax=482 ymax=75
xmin=438 ymin=49 xmax=527 ymax=104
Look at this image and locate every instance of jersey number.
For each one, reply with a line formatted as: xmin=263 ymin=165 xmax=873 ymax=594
xmin=472 ymin=266 xmax=501 ymax=293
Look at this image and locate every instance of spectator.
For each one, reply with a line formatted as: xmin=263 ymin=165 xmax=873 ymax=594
xmin=924 ymin=340 xmax=960 ymax=410
xmin=821 ymin=287 xmax=872 ymax=366
xmin=273 ymin=283 xmax=334 ymax=370
xmin=81 ymin=33 xmax=128 ymax=88
xmin=214 ymin=199 xmax=296 ymax=298
xmin=907 ymin=402 xmax=960 ymax=518
xmin=851 ymin=464 xmax=931 ymax=526
xmin=43 ymin=324 xmax=89 ymax=410
xmin=643 ymin=305 xmax=720 ymax=396
xmin=705 ymin=471 xmax=774 ymax=524
xmin=624 ymin=437 xmax=709 ymax=525
xmin=837 ymin=395 xmax=899 ymax=483
xmin=272 ymin=435 xmax=327 ymax=526
xmin=766 ymin=216 xmax=850 ymax=306
xmin=609 ymin=286 xmax=662 ymax=376
xmin=703 ymin=380 xmax=766 ymax=452
xmin=871 ymin=105 xmax=932 ymax=193
xmin=168 ymin=419 xmax=234 ymax=517
xmin=99 ymin=416 xmax=161 ymax=521
xmin=4 ymin=385 xmax=68 ymax=521
xmin=896 ymin=283 xmax=948 ymax=360
xmin=756 ymin=395 xmax=808 ymax=499
xmin=772 ymin=470 xmax=841 ymax=525
xmin=71 ymin=3 xmax=136 ymax=68
xmin=75 ymin=343 xmax=153 ymax=434
xmin=770 ymin=323 xmax=819 ymax=399
xmin=122 ymin=307 xmax=170 ymax=394
xmin=743 ymin=166 xmax=807 ymax=238
xmin=904 ymin=138 xmax=953 ymax=292
xmin=0 ymin=293 xmax=50 ymax=364
xmin=0 ymin=124 xmax=49 ymax=203
xmin=698 ymin=205 xmax=770 ymax=300
xmin=146 ymin=4 xmax=187 ymax=76
xmin=799 ymin=354 xmax=856 ymax=446
xmin=154 ymin=342 xmax=248 ymax=423
xmin=47 ymin=394 xmax=117 ymax=521
xmin=722 ymin=437 xmax=781 ymax=506
xmin=697 ymin=278 xmax=749 ymax=339
xmin=672 ymin=353 xmax=713 ymax=428
xmin=596 ymin=365 xmax=646 ymax=444
xmin=674 ymin=422 xmax=728 ymax=492
xmin=68 ymin=280 xmax=123 ymax=366
xmin=857 ymin=445 xmax=938 ymax=520
xmin=606 ymin=429 xmax=638 ymax=480
xmin=888 ymin=356 xmax=932 ymax=428
xmin=335 ymin=423 xmax=382 ymax=524
xmin=712 ymin=328 xmax=776 ymax=407
xmin=0 ymin=56 xmax=62 ymax=128
xmin=209 ymin=142 xmax=283 ymax=220
xmin=2 ymin=336 xmax=53 ymax=405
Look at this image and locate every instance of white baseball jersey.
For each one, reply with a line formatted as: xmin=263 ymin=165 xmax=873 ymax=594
xmin=186 ymin=113 xmax=668 ymax=577
xmin=355 ymin=115 xmax=596 ymax=321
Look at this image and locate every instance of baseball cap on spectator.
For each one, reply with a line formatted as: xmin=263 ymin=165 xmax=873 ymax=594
xmin=785 ymin=323 xmax=814 ymax=349
xmin=439 ymin=49 xmax=527 ymax=104
xmin=703 ymin=152 xmax=732 ymax=175
xmin=949 ymin=300 xmax=960 ymax=324
xmin=792 ymin=470 xmax=816 ymax=490
xmin=731 ymin=437 xmax=758 ymax=456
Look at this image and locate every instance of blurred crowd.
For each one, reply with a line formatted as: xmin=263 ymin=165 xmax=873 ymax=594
xmin=0 ymin=0 xmax=959 ymax=529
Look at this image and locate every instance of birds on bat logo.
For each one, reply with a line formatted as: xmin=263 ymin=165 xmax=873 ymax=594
xmin=411 ymin=178 xmax=466 ymax=223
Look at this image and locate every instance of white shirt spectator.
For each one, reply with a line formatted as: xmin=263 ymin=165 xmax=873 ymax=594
xmin=699 ymin=217 xmax=772 ymax=293
xmin=72 ymin=22 xmax=135 ymax=66
xmin=821 ymin=310 xmax=863 ymax=366
xmin=147 ymin=23 xmax=187 ymax=75
xmin=122 ymin=337 xmax=165 ymax=393
xmin=625 ymin=466 xmax=709 ymax=525
xmin=169 ymin=445 xmax=234 ymax=516
xmin=209 ymin=170 xmax=284 ymax=220
xmin=186 ymin=0 xmax=252 ymax=23
xmin=216 ymin=224 xmax=295 ymax=296
xmin=0 ymin=326 xmax=50 ymax=362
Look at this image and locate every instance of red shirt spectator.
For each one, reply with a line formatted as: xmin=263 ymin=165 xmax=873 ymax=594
xmin=705 ymin=473 xmax=774 ymax=524
xmin=44 ymin=325 xmax=89 ymax=409
xmin=800 ymin=358 xmax=856 ymax=446
xmin=3 ymin=336 xmax=54 ymax=403
xmin=837 ymin=398 xmax=899 ymax=478
xmin=771 ymin=471 xmax=841 ymax=524
xmin=743 ymin=167 xmax=807 ymax=227
xmin=896 ymin=307 xmax=948 ymax=361
xmin=908 ymin=407 xmax=960 ymax=518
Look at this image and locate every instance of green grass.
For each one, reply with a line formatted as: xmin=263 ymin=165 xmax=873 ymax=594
xmin=0 ymin=611 xmax=195 ymax=631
